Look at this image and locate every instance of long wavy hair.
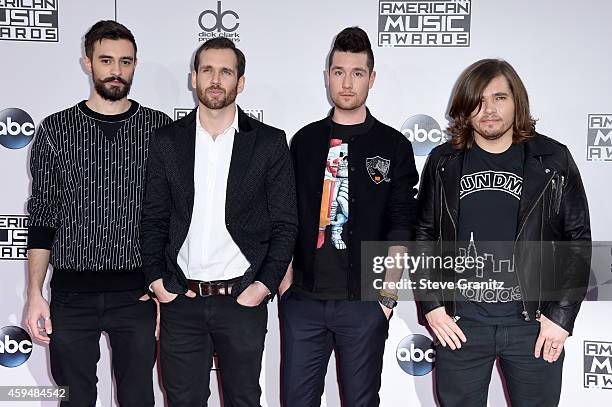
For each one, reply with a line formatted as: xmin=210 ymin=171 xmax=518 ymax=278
xmin=447 ymin=59 xmax=536 ymax=150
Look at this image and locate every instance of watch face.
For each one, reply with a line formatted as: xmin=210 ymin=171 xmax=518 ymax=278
xmin=380 ymin=296 xmax=397 ymax=309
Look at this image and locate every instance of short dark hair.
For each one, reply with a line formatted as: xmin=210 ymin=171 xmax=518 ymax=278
xmin=328 ymin=26 xmax=374 ymax=72
xmin=193 ymin=38 xmax=246 ymax=79
xmin=84 ymin=20 xmax=137 ymax=59
xmin=448 ymin=58 xmax=536 ymax=150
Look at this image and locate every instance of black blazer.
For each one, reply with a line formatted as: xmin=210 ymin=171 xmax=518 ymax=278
xmin=140 ymin=106 xmax=298 ymax=297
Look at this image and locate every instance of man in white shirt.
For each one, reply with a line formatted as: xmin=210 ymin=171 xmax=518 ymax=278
xmin=140 ymin=38 xmax=297 ymax=407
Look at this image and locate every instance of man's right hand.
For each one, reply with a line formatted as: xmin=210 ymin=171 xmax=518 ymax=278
xmin=150 ymin=279 xmax=195 ymax=303
xmin=25 ymin=294 xmax=52 ymax=344
xmin=425 ymin=306 xmax=467 ymax=350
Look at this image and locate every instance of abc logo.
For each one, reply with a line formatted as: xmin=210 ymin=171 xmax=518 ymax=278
xmin=199 ymin=1 xmax=239 ymax=33
xmin=0 ymin=326 xmax=33 ymax=368
xmin=396 ymin=334 xmax=435 ymax=376
xmin=401 ymin=114 xmax=446 ymax=156
xmin=0 ymin=108 xmax=35 ymax=150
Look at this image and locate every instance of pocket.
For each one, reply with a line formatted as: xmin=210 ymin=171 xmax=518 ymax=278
xmin=279 ymin=286 xmax=293 ymax=302
xmin=159 ymin=294 xmax=182 ymax=305
xmin=51 ymin=290 xmax=75 ymax=305
xmin=374 ymin=301 xmax=391 ymax=323
xmin=235 ymin=298 xmax=267 ymax=310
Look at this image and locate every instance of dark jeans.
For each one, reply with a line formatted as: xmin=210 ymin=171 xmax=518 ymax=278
xmin=280 ymin=290 xmax=390 ymax=407
xmin=159 ymin=294 xmax=268 ymax=407
xmin=435 ymin=319 xmax=564 ymax=407
xmin=49 ymin=288 xmax=157 ymax=407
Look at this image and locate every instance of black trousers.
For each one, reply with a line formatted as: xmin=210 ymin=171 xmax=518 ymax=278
xmin=159 ymin=294 xmax=268 ymax=407
xmin=435 ymin=319 xmax=564 ymax=407
xmin=49 ymin=288 xmax=157 ymax=407
xmin=280 ymin=290 xmax=389 ymax=407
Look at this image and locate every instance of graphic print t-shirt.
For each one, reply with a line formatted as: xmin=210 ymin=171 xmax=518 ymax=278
xmin=456 ymin=142 xmax=525 ymax=323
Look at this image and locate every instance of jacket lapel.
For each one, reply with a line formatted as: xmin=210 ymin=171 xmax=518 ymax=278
xmin=226 ymin=107 xmax=256 ymax=214
xmin=438 ymin=148 xmax=463 ymax=229
xmin=173 ymin=108 xmax=197 ymax=220
xmin=517 ymin=136 xmax=554 ymax=234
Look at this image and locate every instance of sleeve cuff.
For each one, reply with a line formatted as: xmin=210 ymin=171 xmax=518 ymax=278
xmin=27 ymin=226 xmax=57 ymax=250
xmin=254 ymin=280 xmax=272 ymax=295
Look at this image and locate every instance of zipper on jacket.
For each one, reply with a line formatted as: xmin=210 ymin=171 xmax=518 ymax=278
xmin=437 ymin=163 xmax=458 ymax=317
xmin=514 ymin=170 xmax=556 ymax=321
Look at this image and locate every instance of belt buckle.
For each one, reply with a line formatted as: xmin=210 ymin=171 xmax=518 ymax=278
xmin=198 ymin=282 xmax=210 ymax=297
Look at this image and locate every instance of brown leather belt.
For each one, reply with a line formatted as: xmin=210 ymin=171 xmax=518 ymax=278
xmin=187 ymin=277 xmax=241 ymax=297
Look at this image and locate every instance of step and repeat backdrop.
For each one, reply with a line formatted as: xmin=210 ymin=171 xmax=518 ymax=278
xmin=1 ymin=0 xmax=611 ymax=406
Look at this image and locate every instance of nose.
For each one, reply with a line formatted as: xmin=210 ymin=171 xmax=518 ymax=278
xmin=109 ymin=61 xmax=123 ymax=78
xmin=482 ymin=98 xmax=496 ymax=114
xmin=342 ymin=74 xmax=352 ymax=89
xmin=210 ymin=70 xmax=221 ymax=85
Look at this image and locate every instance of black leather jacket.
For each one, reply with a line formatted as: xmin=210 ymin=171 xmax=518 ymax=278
xmin=415 ymin=134 xmax=591 ymax=334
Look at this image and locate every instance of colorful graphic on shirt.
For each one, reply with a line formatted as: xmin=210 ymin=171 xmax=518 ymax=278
xmin=366 ymin=156 xmax=391 ymax=184
xmin=318 ymin=139 xmax=349 ymax=250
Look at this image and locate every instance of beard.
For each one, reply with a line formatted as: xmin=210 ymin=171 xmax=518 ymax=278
xmin=93 ymin=74 xmax=132 ymax=102
xmin=198 ymin=84 xmax=238 ymax=110
xmin=331 ymin=89 xmax=368 ymax=112
xmin=473 ymin=121 xmax=513 ymax=141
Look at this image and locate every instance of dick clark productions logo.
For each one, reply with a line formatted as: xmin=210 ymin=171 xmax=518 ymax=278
xmin=198 ymin=1 xmax=240 ymax=42
xmin=0 ymin=326 xmax=33 ymax=368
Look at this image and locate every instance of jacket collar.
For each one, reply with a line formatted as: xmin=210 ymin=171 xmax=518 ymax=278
xmin=173 ymin=105 xmax=257 ymax=220
xmin=178 ymin=105 xmax=253 ymax=133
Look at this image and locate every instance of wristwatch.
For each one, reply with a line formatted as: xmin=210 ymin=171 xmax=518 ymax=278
xmin=379 ymin=295 xmax=397 ymax=309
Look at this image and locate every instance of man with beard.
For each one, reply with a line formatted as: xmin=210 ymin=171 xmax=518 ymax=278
xmin=25 ymin=20 xmax=171 ymax=406
xmin=140 ymin=37 xmax=297 ymax=406
xmin=279 ymin=27 xmax=418 ymax=406
xmin=416 ymin=59 xmax=591 ymax=406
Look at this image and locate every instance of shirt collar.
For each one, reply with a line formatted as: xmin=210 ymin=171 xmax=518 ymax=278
xmin=196 ymin=105 xmax=240 ymax=135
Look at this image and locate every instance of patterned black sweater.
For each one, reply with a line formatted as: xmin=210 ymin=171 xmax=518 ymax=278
xmin=27 ymin=101 xmax=171 ymax=291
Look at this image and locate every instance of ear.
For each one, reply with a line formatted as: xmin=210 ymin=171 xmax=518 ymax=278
xmin=325 ymin=69 xmax=330 ymax=87
xmin=237 ymin=75 xmax=245 ymax=94
xmin=368 ymin=70 xmax=376 ymax=89
xmin=84 ymin=55 xmax=93 ymax=75
xmin=191 ymin=70 xmax=197 ymax=90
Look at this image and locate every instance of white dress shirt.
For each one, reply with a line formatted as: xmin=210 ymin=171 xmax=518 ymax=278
xmin=177 ymin=107 xmax=251 ymax=281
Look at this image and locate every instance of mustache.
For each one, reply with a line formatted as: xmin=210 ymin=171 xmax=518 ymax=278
xmin=206 ymin=85 xmax=225 ymax=92
xmin=102 ymin=76 xmax=128 ymax=85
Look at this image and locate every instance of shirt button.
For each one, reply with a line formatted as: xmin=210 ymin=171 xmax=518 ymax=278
xmin=350 ymin=166 xmax=355 ymax=172
xmin=350 ymin=197 xmax=356 ymax=203
xmin=350 ymin=137 xmax=355 ymax=142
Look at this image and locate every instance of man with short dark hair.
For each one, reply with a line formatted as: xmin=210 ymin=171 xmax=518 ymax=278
xmin=279 ymin=26 xmax=419 ymax=406
xmin=25 ymin=20 xmax=171 ymax=406
xmin=416 ymin=58 xmax=591 ymax=406
xmin=141 ymin=37 xmax=297 ymax=406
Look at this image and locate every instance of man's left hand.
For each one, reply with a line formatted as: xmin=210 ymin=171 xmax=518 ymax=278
xmin=534 ymin=314 xmax=569 ymax=363
xmin=236 ymin=282 xmax=269 ymax=307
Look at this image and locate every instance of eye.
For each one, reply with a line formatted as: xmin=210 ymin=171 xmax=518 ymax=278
xmin=121 ymin=60 xmax=132 ymax=66
xmin=334 ymin=70 xmax=343 ymax=76
xmin=222 ymin=68 xmax=232 ymax=75
xmin=101 ymin=59 xmax=111 ymax=64
xmin=354 ymin=71 xmax=363 ymax=78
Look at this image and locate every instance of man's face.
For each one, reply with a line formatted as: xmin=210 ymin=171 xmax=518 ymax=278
xmin=470 ymin=75 xmax=516 ymax=143
xmin=85 ymin=39 xmax=136 ymax=101
xmin=327 ymin=51 xmax=375 ymax=112
xmin=192 ymin=48 xmax=244 ymax=110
